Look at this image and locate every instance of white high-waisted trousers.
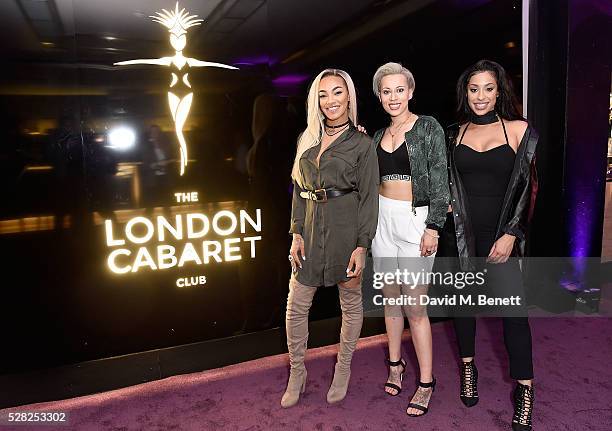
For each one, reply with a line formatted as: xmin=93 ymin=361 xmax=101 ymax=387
xmin=372 ymin=194 xmax=435 ymax=276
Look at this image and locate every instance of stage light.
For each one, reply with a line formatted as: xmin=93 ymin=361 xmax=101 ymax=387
xmin=108 ymin=127 xmax=136 ymax=150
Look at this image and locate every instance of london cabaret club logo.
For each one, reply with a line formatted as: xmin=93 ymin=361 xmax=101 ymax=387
xmin=107 ymin=5 xmax=259 ymax=278
xmin=104 ymin=205 xmax=263 ymax=275
xmin=114 ymin=2 xmax=238 ymax=176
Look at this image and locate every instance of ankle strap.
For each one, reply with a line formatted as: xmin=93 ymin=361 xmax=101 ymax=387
xmin=386 ymin=358 xmax=405 ymax=367
xmin=419 ymin=377 xmax=436 ymax=388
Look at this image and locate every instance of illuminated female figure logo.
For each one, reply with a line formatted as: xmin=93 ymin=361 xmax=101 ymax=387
xmin=115 ymin=2 xmax=238 ymax=175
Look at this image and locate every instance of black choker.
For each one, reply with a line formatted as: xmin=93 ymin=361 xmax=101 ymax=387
xmin=470 ymin=110 xmax=498 ymax=125
xmin=324 ymin=120 xmax=350 ymax=129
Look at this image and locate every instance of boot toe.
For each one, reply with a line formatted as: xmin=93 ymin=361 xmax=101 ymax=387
xmin=280 ymin=394 xmax=299 ymax=408
xmin=460 ymin=396 xmax=479 ymax=407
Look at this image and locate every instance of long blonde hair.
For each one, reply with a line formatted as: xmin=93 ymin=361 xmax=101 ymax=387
xmin=291 ymin=69 xmax=358 ymax=188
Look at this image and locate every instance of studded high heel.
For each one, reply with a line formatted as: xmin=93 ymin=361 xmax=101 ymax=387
xmin=460 ymin=359 xmax=479 ymax=407
xmin=512 ymin=383 xmax=534 ymax=430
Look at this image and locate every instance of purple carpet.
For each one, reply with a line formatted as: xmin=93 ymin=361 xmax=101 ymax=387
xmin=2 ymin=318 xmax=611 ymax=430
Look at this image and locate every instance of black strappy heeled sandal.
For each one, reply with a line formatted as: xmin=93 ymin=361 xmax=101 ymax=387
xmin=512 ymin=383 xmax=534 ymax=431
xmin=460 ymin=360 xmax=479 ymax=407
xmin=384 ymin=358 xmax=406 ymax=396
xmin=406 ymin=377 xmax=436 ymax=417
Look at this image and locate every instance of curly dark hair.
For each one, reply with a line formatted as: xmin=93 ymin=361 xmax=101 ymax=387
xmin=456 ymin=59 xmax=523 ymax=124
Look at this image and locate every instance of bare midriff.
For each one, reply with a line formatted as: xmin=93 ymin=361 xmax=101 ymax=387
xmin=379 ymin=180 xmax=413 ymax=201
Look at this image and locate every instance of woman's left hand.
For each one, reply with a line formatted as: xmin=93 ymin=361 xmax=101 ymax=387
xmin=356 ymin=124 xmax=368 ymax=134
xmin=346 ymin=246 xmax=366 ymax=279
xmin=420 ymin=229 xmax=439 ymax=256
xmin=487 ymin=234 xmax=516 ymax=264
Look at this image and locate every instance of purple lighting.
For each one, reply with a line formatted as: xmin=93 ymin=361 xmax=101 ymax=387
xmin=593 ymin=0 xmax=612 ymax=16
xmin=565 ymin=181 xmax=596 ymax=286
xmin=570 ymin=0 xmax=612 ymax=30
xmin=569 ymin=197 xmax=593 ymax=258
xmin=271 ymin=74 xmax=311 ymax=96
xmin=271 ymin=74 xmax=310 ymax=85
xmin=233 ymin=55 xmax=275 ymax=66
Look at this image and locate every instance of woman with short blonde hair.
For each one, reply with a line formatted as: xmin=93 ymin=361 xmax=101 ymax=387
xmin=371 ymin=62 xmax=449 ymax=417
xmin=372 ymin=62 xmax=415 ymax=98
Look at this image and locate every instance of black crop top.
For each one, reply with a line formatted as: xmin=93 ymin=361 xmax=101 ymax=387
xmin=376 ymin=141 xmax=412 ymax=181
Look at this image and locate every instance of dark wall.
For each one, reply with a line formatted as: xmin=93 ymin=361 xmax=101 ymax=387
xmin=278 ymin=0 xmax=524 ymax=130
xmin=563 ymin=0 xmax=611 ymax=258
xmin=528 ymin=0 xmax=611 ymax=260
xmin=525 ymin=0 xmax=611 ymax=312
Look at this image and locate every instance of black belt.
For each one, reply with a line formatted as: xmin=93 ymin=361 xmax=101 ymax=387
xmin=299 ymin=188 xmax=354 ymax=202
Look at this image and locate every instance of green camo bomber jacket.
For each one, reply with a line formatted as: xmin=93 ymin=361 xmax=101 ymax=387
xmin=372 ymin=115 xmax=450 ymax=231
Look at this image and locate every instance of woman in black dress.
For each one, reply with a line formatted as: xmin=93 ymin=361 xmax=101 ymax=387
xmin=445 ymin=60 xmax=538 ymax=430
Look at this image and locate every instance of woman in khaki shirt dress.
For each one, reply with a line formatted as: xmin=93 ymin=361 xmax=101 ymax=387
xmin=281 ymin=69 xmax=379 ymax=408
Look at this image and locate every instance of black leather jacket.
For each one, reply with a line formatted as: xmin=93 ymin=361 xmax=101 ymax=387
xmin=446 ymin=123 xmax=539 ymax=271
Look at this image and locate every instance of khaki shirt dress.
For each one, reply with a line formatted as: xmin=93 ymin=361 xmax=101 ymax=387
xmin=289 ymin=126 xmax=379 ymax=286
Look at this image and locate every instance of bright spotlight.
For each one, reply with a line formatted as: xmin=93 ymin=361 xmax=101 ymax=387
xmin=108 ymin=127 xmax=136 ymax=150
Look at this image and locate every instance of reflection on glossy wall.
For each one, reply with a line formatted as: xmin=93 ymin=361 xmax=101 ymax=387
xmin=602 ymin=82 xmax=612 ymax=262
xmin=0 ymin=0 xmax=521 ymax=374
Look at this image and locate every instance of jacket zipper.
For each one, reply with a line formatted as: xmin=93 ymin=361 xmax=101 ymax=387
xmin=404 ymin=135 xmax=417 ymax=216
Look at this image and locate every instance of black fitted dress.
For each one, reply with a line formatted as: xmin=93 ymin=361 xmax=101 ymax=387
xmin=455 ymin=126 xmax=515 ymax=256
